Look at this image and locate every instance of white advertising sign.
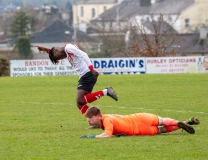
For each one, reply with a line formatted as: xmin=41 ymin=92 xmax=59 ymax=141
xmin=10 ymin=56 xmax=208 ymax=77
xmin=146 ymin=56 xmax=208 ymax=74
xmin=90 ymin=58 xmax=145 ymax=74
xmin=10 ymin=59 xmax=77 ymax=77
xmin=10 ymin=58 xmax=146 ymax=77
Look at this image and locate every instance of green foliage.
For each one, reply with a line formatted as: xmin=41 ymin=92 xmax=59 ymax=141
xmin=0 ymin=74 xmax=208 ymax=159
xmin=17 ymin=35 xmax=32 ymax=59
xmin=0 ymin=56 xmax=9 ymax=76
xmin=10 ymin=10 xmax=32 ymax=59
xmin=10 ymin=10 xmax=30 ymax=38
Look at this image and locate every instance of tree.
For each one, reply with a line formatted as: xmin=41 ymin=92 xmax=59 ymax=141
xmin=89 ymin=21 xmax=128 ymax=58
xmin=90 ymin=13 xmax=196 ymax=58
xmin=10 ymin=10 xmax=30 ymax=38
xmin=17 ymin=36 xmax=32 ymax=59
xmin=126 ymin=14 xmax=180 ymax=57
xmin=10 ymin=9 xmax=32 ymax=59
xmin=0 ymin=56 xmax=9 ymax=76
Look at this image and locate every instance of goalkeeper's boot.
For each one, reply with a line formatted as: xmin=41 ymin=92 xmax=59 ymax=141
xmin=106 ymin=86 xmax=118 ymax=101
xmin=186 ymin=117 xmax=200 ymax=125
xmin=177 ymin=122 xmax=195 ymax=134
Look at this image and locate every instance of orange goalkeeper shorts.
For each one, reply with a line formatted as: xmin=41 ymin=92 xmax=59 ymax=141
xmin=135 ymin=113 xmax=159 ymax=135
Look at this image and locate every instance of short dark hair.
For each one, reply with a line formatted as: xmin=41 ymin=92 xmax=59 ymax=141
xmin=49 ymin=47 xmax=58 ymax=64
xmin=85 ymin=106 xmax=101 ymax=118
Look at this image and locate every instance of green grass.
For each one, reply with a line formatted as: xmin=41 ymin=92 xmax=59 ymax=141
xmin=0 ymin=74 xmax=208 ymax=160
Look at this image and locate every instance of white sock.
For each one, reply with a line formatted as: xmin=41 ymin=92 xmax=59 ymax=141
xmin=103 ymin=89 xmax=107 ymax=96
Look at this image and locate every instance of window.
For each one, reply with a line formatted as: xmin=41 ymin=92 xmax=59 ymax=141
xmin=80 ymin=6 xmax=84 ymax=17
xmin=185 ymin=18 xmax=190 ymax=28
xmin=92 ymin=8 xmax=95 ymax=18
xmin=104 ymin=6 xmax=107 ymax=12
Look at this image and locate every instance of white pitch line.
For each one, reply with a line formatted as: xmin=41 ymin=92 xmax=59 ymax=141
xmin=0 ymin=100 xmax=74 ymax=106
xmin=100 ymin=105 xmax=208 ymax=115
xmin=1 ymin=101 xmax=208 ymax=115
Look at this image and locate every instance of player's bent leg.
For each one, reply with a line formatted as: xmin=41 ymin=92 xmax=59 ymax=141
xmin=78 ymin=104 xmax=89 ymax=115
xmin=80 ymin=86 xmax=118 ymax=104
xmin=77 ymin=90 xmax=90 ymax=114
xmin=76 ymin=89 xmax=89 ymax=105
xmin=82 ymin=90 xmax=104 ymax=103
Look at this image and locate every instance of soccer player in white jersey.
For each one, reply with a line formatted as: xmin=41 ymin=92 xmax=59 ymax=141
xmin=35 ymin=44 xmax=118 ymax=115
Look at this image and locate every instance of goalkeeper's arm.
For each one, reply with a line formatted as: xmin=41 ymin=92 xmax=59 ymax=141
xmin=80 ymin=132 xmax=110 ymax=138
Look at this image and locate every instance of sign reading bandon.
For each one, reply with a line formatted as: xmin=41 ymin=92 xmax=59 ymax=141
xmin=10 ymin=59 xmax=77 ymax=77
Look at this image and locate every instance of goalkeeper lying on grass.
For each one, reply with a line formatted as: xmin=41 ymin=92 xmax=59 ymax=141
xmin=81 ymin=106 xmax=200 ymax=138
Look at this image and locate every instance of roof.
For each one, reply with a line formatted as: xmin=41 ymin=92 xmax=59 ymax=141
xmin=175 ymin=34 xmax=208 ymax=54
xmin=128 ymin=33 xmax=208 ymax=54
xmin=92 ymin=0 xmax=195 ymax=22
xmin=74 ymin=0 xmax=118 ymax=4
xmin=143 ymin=20 xmax=178 ymax=34
xmin=149 ymin=0 xmax=195 ymax=14
xmin=0 ymin=20 xmax=96 ymax=45
xmin=30 ymin=20 xmax=95 ymax=43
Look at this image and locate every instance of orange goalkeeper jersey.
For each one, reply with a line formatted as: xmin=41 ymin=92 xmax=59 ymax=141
xmin=101 ymin=113 xmax=159 ymax=137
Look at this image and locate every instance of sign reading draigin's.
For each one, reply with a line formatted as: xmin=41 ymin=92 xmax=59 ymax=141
xmin=10 ymin=59 xmax=77 ymax=77
xmin=10 ymin=58 xmax=146 ymax=77
xmin=90 ymin=58 xmax=145 ymax=74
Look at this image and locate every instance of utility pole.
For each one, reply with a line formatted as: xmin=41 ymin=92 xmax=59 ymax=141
xmin=73 ymin=24 xmax=77 ymax=44
xmin=116 ymin=4 xmax=120 ymax=33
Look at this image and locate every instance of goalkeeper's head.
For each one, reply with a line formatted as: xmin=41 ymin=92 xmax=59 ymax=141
xmin=85 ymin=106 xmax=102 ymax=128
xmin=49 ymin=47 xmax=67 ymax=64
xmin=85 ymin=106 xmax=102 ymax=118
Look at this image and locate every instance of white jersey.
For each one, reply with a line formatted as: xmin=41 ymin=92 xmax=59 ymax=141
xmin=64 ymin=44 xmax=92 ymax=78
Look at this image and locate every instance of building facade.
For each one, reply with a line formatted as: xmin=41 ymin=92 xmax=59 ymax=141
xmin=73 ymin=0 xmax=118 ymax=32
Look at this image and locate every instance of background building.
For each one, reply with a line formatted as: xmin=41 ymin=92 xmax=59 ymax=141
xmin=73 ymin=0 xmax=118 ymax=32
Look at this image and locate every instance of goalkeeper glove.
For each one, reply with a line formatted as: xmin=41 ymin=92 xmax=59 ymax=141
xmin=114 ymin=133 xmax=127 ymax=137
xmin=80 ymin=135 xmax=96 ymax=138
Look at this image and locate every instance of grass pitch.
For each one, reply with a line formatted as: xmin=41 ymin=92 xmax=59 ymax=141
xmin=0 ymin=74 xmax=208 ymax=160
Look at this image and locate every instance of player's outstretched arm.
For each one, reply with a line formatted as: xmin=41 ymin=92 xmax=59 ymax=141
xmin=34 ymin=45 xmax=50 ymax=54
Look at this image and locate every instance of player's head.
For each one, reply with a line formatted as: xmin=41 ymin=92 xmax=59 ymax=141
xmin=49 ymin=47 xmax=67 ymax=64
xmin=49 ymin=47 xmax=59 ymax=64
xmin=85 ymin=106 xmax=101 ymax=118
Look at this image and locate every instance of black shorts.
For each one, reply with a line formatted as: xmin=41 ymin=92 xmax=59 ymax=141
xmin=77 ymin=71 xmax=97 ymax=92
